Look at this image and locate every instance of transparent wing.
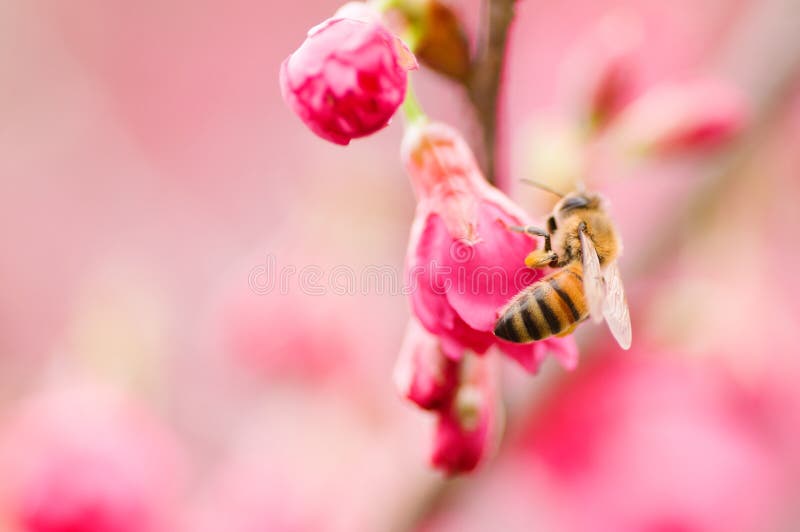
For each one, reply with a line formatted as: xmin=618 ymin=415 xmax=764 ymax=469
xmin=602 ymin=261 xmax=632 ymax=350
xmin=579 ymin=228 xmax=605 ymax=323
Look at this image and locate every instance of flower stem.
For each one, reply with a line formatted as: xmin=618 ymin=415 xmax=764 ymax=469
xmin=402 ymin=79 xmax=427 ymax=126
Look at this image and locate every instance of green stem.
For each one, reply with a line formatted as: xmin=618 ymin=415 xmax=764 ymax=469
xmin=372 ymin=0 xmax=424 ymax=56
xmin=402 ymin=78 xmax=427 ymax=126
xmin=370 ymin=0 xmax=403 ymax=13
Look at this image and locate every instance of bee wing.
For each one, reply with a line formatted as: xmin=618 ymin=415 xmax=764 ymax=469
xmin=579 ymin=227 xmax=605 ymax=323
xmin=602 ymin=261 xmax=632 ymax=350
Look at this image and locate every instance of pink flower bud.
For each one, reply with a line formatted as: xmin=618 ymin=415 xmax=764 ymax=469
xmin=430 ymin=355 xmax=499 ymax=475
xmin=394 ymin=319 xmax=459 ymax=410
xmin=280 ymin=3 xmax=417 ymax=145
xmin=402 ymin=122 xmax=577 ymax=372
xmin=613 ymin=80 xmax=746 ymax=157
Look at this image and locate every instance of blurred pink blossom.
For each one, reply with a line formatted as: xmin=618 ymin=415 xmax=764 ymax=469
xmin=280 ymin=2 xmax=417 ymax=145
xmin=513 ymin=351 xmax=781 ymax=532
xmin=0 ymin=383 xmax=181 ymax=532
xmin=209 ymin=272 xmax=352 ymax=383
xmin=402 ymin=121 xmax=577 ymax=372
xmin=562 ymin=14 xmax=642 ymax=132
xmin=517 ymin=17 xmax=746 ymax=205
xmin=186 ymin=462 xmax=322 ymax=532
xmin=613 ymin=80 xmax=746 ymax=157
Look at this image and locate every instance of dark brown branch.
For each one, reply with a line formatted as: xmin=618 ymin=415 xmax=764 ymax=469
xmin=467 ymin=0 xmax=517 ymax=185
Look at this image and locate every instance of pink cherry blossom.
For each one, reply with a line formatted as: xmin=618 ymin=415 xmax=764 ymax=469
xmin=430 ymin=354 xmax=500 ymax=475
xmin=394 ymin=320 xmax=501 ymax=474
xmin=280 ymin=2 xmax=417 ymax=145
xmin=613 ymin=80 xmax=746 ymax=157
xmin=394 ymin=319 xmax=459 ymax=411
xmin=402 ymin=121 xmax=577 ymax=372
xmin=0 ymin=384 xmax=181 ymax=532
xmin=392 ymin=318 xmax=498 ymax=474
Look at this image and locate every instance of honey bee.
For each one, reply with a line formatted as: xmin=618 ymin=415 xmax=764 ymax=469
xmin=493 ymin=187 xmax=632 ymax=349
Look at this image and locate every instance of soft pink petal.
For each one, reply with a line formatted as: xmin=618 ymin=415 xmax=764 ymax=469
xmin=443 ymin=201 xmax=539 ymax=332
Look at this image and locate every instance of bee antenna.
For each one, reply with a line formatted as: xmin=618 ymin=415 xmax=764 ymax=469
xmin=520 ymin=179 xmax=565 ymax=198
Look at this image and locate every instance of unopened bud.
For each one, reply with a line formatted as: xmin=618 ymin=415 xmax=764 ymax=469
xmin=430 ymin=354 xmax=500 ymax=475
xmin=394 ymin=320 xmax=459 ymax=410
xmin=613 ymin=80 xmax=746 ymax=158
xmin=414 ymin=0 xmax=471 ymax=82
xmin=280 ymin=3 xmax=417 ymax=145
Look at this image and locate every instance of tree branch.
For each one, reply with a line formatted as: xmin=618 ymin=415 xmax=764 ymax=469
xmin=467 ymin=0 xmax=517 ymax=185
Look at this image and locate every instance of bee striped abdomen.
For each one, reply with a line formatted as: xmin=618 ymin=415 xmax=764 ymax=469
xmin=494 ymin=263 xmax=588 ymax=343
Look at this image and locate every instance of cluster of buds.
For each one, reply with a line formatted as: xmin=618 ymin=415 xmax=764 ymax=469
xmin=394 ymin=320 xmax=499 ymax=473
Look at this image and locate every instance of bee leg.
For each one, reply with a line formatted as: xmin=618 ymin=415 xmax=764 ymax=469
xmin=547 ymin=216 xmax=557 ymax=234
xmin=525 ymin=249 xmax=559 ymax=269
xmin=508 ymin=225 xmax=553 ymax=252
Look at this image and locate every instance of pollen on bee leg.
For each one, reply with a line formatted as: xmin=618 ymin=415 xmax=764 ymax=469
xmin=525 ymin=249 xmax=557 ymax=269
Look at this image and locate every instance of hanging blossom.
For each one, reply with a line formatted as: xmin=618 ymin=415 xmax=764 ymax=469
xmin=280 ymin=2 xmax=417 ymax=145
xmin=402 ymin=120 xmax=577 ymax=373
xmin=395 ymin=319 xmax=500 ymax=474
xmin=394 ymin=122 xmax=576 ymax=474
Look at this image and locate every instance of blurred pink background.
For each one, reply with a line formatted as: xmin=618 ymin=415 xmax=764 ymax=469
xmin=1 ymin=0 xmax=799 ymax=530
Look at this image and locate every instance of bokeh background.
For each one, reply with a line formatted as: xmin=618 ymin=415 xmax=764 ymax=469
xmin=1 ymin=0 xmax=799 ymax=530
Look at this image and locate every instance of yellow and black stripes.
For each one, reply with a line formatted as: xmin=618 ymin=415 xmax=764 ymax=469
xmin=494 ymin=262 xmax=589 ymax=343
